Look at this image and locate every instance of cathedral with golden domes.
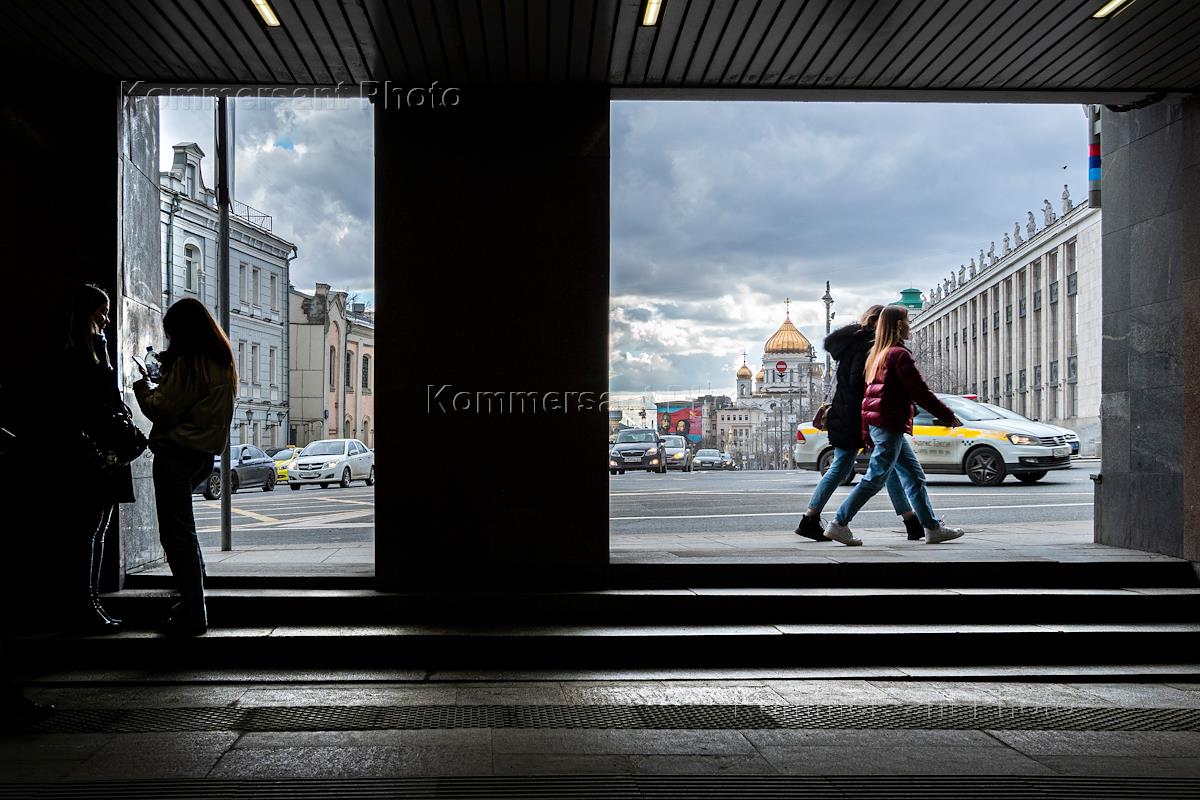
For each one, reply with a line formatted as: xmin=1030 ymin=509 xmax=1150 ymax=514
xmin=733 ymin=301 xmax=825 ymax=406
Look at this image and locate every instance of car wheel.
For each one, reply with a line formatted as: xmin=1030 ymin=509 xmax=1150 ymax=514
xmin=290 ymin=483 xmax=301 ymax=491
xmin=610 ymin=469 xmax=617 ymax=475
xmin=965 ymin=447 xmax=1007 ymax=487
xmin=262 ymin=471 xmax=276 ymax=492
xmin=1016 ymin=470 xmax=1047 ymax=484
xmin=320 ymin=483 xmax=329 ymax=489
xmin=365 ymin=466 xmax=375 ymax=486
xmin=618 ymin=470 xmax=625 ymax=475
xmin=340 ymin=467 xmax=352 ymax=488
xmin=230 ymin=472 xmax=240 ymax=493
xmin=202 ymin=472 xmax=221 ymax=501
xmin=818 ymin=449 xmax=836 ymax=475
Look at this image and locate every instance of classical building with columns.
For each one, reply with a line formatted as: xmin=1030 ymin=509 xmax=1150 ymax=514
xmin=911 ymin=190 xmax=1102 ymax=456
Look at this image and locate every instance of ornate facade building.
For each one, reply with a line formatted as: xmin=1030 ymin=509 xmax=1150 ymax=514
xmin=911 ymin=188 xmax=1101 ymax=455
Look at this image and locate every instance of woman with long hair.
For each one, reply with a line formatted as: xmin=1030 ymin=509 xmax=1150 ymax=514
xmin=133 ymin=298 xmax=236 ymax=635
xmin=795 ymin=305 xmax=926 ymax=542
xmin=61 ymin=283 xmax=135 ymax=632
xmin=824 ymin=305 xmax=966 ymax=546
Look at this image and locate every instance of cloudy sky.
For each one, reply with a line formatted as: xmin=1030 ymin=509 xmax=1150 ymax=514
xmin=159 ymin=95 xmax=374 ymax=305
xmin=161 ymin=98 xmax=1088 ymax=408
xmin=610 ymin=101 xmax=1089 ymax=409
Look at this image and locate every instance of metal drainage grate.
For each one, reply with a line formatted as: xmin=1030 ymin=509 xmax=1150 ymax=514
xmin=23 ymin=703 xmax=1200 ymax=735
xmin=2 ymin=776 xmax=1200 ymax=800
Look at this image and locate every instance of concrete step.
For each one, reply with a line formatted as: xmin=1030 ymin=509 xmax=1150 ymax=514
xmin=101 ymin=587 xmax=1200 ymax=626
xmin=18 ymin=621 xmax=1200 ymax=670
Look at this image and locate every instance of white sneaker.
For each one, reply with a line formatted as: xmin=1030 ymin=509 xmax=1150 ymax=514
xmin=824 ymin=521 xmax=863 ymax=546
xmin=925 ymin=524 xmax=965 ymax=544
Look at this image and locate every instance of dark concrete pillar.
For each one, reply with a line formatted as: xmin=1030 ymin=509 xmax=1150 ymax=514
xmin=373 ymin=89 xmax=611 ymax=590
xmin=1098 ymin=98 xmax=1200 ymax=561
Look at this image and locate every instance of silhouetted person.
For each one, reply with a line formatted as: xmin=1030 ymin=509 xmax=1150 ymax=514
xmin=63 ymin=283 xmax=134 ymax=632
xmin=825 ymin=305 xmax=966 ymax=546
xmin=134 ymin=299 xmax=236 ymax=636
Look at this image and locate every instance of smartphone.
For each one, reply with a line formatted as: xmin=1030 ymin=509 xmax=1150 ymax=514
xmin=131 ymin=355 xmax=148 ymax=376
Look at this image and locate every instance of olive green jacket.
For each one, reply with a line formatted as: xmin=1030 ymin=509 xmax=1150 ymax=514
xmin=133 ymin=357 xmax=234 ymax=455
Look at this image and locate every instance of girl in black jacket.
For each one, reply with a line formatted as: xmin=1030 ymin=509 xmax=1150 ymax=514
xmin=62 ymin=284 xmax=135 ymax=632
xmin=794 ymin=305 xmax=925 ymax=543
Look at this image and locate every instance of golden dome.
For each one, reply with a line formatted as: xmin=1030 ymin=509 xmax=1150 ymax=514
xmin=736 ymin=363 xmax=752 ymax=379
xmin=754 ymin=369 xmax=765 ymax=381
xmin=764 ymin=316 xmax=812 ymax=354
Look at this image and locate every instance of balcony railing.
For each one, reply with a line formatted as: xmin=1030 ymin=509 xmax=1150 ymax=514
xmin=232 ymin=199 xmax=273 ymax=232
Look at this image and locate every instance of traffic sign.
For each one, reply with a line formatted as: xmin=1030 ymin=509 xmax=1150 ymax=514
xmin=775 ymin=360 xmax=787 ymax=374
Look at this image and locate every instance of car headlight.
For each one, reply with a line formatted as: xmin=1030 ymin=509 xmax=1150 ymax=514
xmin=324 ymin=460 xmax=340 ymax=468
xmin=673 ymin=452 xmax=683 ymax=459
xmin=1007 ymin=434 xmax=1038 ymax=445
xmin=646 ymin=447 xmax=658 ymax=455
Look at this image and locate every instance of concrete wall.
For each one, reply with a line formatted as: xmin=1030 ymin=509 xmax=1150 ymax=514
xmin=1098 ymin=98 xmax=1200 ymax=560
xmin=374 ymin=88 xmax=611 ymax=591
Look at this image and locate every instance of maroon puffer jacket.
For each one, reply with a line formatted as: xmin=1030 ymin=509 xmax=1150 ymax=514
xmin=861 ymin=346 xmax=956 ymax=441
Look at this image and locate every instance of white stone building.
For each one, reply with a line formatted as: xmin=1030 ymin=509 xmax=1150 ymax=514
xmin=911 ymin=191 xmax=1101 ymax=455
xmin=159 ymin=143 xmax=296 ymax=449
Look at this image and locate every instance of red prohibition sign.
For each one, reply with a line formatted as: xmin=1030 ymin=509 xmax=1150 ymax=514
xmin=775 ymin=360 xmax=787 ymax=374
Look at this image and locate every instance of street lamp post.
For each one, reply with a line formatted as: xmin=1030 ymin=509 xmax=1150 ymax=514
xmin=822 ymin=281 xmax=835 ymax=396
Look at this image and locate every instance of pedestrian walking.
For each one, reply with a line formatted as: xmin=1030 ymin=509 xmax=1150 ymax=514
xmin=61 ymin=284 xmax=135 ymax=633
xmin=795 ymin=305 xmax=927 ymax=542
xmin=824 ymin=305 xmax=966 ymax=546
xmin=133 ymin=299 xmax=236 ymax=636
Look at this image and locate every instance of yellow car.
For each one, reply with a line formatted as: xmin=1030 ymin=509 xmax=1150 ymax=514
xmin=266 ymin=445 xmax=298 ymax=483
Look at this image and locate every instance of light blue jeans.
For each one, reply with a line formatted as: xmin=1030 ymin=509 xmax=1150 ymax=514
xmin=834 ymin=426 xmax=940 ymax=529
xmin=806 ymin=446 xmax=913 ymax=518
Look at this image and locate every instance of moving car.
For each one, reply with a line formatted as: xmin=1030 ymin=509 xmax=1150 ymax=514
xmin=792 ymin=393 xmax=1073 ymax=486
xmin=288 ymin=438 xmax=376 ymax=490
xmin=609 ymin=429 xmax=666 ymax=474
xmin=694 ymin=448 xmax=724 ymax=470
xmin=266 ymin=445 xmax=298 ymax=483
xmin=661 ymin=434 xmax=693 ymax=471
xmin=979 ymin=403 xmax=1081 ymax=456
xmin=193 ymin=444 xmax=278 ymax=500
xmin=720 ymin=452 xmax=736 ymax=470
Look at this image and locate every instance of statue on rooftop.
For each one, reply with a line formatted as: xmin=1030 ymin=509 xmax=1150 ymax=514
xmin=1043 ymin=199 xmax=1056 ymax=227
xmin=1062 ymin=184 xmax=1072 ymax=215
xmin=987 ymin=241 xmax=996 ymax=265
xmin=1014 ymin=221 xmax=1024 ymax=247
xmin=979 ymin=248 xmax=986 ymax=271
xmin=1026 ymin=211 xmax=1037 ymax=238
xmin=959 ymin=265 xmax=966 ymax=285
xmin=1003 ymin=231 xmax=1012 ymax=255
xmin=969 ymin=258 xmax=977 ymax=278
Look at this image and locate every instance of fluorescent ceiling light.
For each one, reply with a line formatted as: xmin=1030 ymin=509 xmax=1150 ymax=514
xmin=643 ymin=0 xmax=663 ymax=26
xmin=1092 ymin=0 xmax=1134 ymax=18
xmin=252 ymin=0 xmax=281 ymax=27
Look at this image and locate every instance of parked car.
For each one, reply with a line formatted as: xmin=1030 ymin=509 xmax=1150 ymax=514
xmin=694 ymin=448 xmax=723 ymax=470
xmin=289 ymin=439 xmax=376 ymax=489
xmin=193 ymin=444 xmax=278 ymax=500
xmin=609 ymin=429 xmax=666 ymax=474
xmin=792 ymin=393 xmax=1073 ymax=486
xmin=266 ymin=445 xmax=298 ymax=483
xmin=661 ymin=434 xmax=693 ymax=471
xmin=979 ymin=403 xmax=1081 ymax=456
xmin=720 ymin=452 xmax=736 ymax=470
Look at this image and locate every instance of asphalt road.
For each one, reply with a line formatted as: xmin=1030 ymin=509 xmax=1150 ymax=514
xmin=609 ymin=462 xmax=1097 ymax=535
xmin=192 ymin=484 xmax=375 ymax=548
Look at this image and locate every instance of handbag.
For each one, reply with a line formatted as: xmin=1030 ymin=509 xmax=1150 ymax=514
xmin=81 ymin=403 xmax=149 ymax=469
xmin=812 ymin=403 xmax=832 ymax=431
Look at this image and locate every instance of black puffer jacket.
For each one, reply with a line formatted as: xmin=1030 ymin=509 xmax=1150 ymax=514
xmin=61 ymin=332 xmax=136 ymax=505
xmin=822 ymin=323 xmax=875 ymax=451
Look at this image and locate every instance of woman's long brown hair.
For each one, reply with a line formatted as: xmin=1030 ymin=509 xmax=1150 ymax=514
xmin=161 ymin=298 xmax=237 ymax=394
xmin=864 ymin=305 xmax=909 ymax=384
xmin=859 ymin=304 xmax=885 ymax=329
xmin=66 ymin=283 xmax=109 ymax=364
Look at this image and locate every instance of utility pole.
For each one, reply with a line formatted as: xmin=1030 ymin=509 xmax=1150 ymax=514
xmin=216 ymin=96 xmax=232 ymax=552
xmin=822 ymin=282 xmax=835 ymax=397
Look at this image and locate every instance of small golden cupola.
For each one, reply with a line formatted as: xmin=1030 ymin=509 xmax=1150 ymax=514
xmin=736 ymin=361 xmax=753 ymax=380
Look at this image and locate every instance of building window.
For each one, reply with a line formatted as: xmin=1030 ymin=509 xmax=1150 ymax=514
xmin=1067 ymin=355 xmax=1077 ymax=383
xmin=993 ymin=377 xmax=1000 ymax=398
xmin=184 ymin=245 xmax=197 ymax=292
xmin=252 ymin=268 xmax=261 ymax=307
xmin=186 ymin=164 xmax=196 ymax=198
xmin=1049 ymin=360 xmax=1059 ymax=383
xmin=993 ymin=311 xmax=999 ymax=330
xmin=1033 ymin=290 xmax=1042 ymax=311
xmin=1033 ymin=365 xmax=1042 ymax=385
xmin=1005 ymin=373 xmax=1012 ymax=395
xmin=239 ymin=264 xmax=247 ymax=304
xmin=270 ymin=274 xmax=279 ymax=310
xmin=361 ymin=355 xmax=370 ymax=391
xmin=251 ymin=344 xmax=260 ymax=385
xmin=1018 ymin=298 xmax=1026 ymax=318
xmin=345 ymin=350 xmax=355 ymax=391
xmin=237 ymin=342 xmax=247 ymax=383
xmin=269 ymin=347 xmax=277 ymax=386
xmin=329 ymin=346 xmax=336 ymax=390
xmin=1050 ymin=281 xmax=1059 ymax=304
xmin=1005 ymin=305 xmax=1012 ymax=324
xmin=1067 ymin=272 xmax=1077 ymax=296
xmin=972 ymin=323 xmax=977 ymax=339
xmin=1019 ymin=369 xmax=1027 ymax=391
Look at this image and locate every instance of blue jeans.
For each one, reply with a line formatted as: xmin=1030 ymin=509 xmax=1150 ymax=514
xmin=806 ymin=447 xmax=913 ymax=517
xmin=834 ymin=426 xmax=940 ymax=529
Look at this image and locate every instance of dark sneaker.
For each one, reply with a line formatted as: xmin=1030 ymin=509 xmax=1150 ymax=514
xmin=904 ymin=516 xmax=925 ymax=540
xmin=794 ymin=514 xmax=826 ymax=542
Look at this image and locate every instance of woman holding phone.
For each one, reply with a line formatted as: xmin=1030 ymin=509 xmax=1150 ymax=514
xmin=133 ymin=298 xmax=236 ymax=635
xmin=61 ymin=283 xmax=134 ymax=632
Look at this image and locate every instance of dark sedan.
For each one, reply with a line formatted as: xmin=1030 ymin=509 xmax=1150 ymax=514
xmin=193 ymin=444 xmax=278 ymax=500
xmin=609 ymin=429 xmax=667 ymax=474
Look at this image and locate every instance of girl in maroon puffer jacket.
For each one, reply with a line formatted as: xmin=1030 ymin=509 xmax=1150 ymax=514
xmin=823 ymin=305 xmax=967 ymax=546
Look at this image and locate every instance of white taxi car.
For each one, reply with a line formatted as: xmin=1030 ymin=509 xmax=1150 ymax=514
xmin=288 ymin=438 xmax=376 ymax=490
xmin=792 ymin=394 xmax=1072 ymax=486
